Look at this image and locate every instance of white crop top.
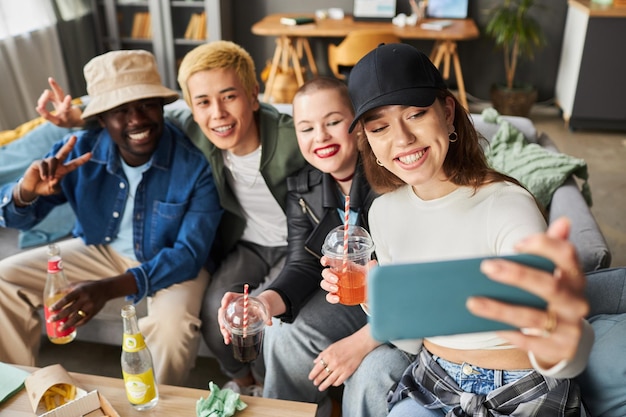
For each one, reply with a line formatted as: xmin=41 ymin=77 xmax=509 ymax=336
xmin=369 ymin=182 xmax=547 ymax=355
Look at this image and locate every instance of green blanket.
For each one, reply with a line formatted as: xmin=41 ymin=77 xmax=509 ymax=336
xmin=482 ymin=108 xmax=592 ymax=209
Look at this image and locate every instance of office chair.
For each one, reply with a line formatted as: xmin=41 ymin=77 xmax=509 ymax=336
xmin=327 ymin=30 xmax=401 ymax=80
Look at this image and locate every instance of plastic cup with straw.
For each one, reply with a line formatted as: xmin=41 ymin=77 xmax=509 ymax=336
xmin=222 ymin=283 xmax=267 ymax=362
xmin=322 ymin=195 xmax=375 ymax=305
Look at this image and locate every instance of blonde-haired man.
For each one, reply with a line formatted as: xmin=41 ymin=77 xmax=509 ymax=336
xmin=172 ymin=41 xmax=306 ymax=393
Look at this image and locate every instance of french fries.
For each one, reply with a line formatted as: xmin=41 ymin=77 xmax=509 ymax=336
xmin=42 ymin=383 xmax=77 ymax=411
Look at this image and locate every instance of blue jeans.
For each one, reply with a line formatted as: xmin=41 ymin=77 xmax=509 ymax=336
xmin=263 ymin=290 xmax=414 ymax=417
xmin=435 ymin=356 xmax=531 ymax=396
xmin=388 ymin=355 xmax=531 ymax=417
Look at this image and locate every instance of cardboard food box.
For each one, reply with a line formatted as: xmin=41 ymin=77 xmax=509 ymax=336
xmin=24 ymin=364 xmax=120 ymax=417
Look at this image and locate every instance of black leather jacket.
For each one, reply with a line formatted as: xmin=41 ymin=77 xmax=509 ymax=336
xmin=266 ymin=159 xmax=378 ymax=322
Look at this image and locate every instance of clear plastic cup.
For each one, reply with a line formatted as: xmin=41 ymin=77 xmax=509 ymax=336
xmin=322 ymin=225 xmax=375 ymax=305
xmin=222 ymin=295 xmax=268 ymax=362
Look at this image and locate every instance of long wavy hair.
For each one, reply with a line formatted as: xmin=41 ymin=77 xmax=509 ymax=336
xmin=357 ymin=89 xmax=523 ymax=195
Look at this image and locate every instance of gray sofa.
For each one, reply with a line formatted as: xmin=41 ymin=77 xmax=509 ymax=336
xmin=0 ymin=107 xmax=612 ymax=360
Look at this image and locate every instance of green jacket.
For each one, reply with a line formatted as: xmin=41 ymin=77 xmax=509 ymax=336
xmin=166 ymin=103 xmax=307 ymax=262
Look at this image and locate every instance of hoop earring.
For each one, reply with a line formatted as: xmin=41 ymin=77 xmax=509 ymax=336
xmin=376 ymin=159 xmax=383 ymax=166
xmin=449 ymin=132 xmax=458 ymax=143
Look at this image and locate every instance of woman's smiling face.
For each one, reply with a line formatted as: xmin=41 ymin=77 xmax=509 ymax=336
xmin=293 ymin=88 xmax=358 ymax=180
xmin=362 ymin=96 xmax=456 ymax=199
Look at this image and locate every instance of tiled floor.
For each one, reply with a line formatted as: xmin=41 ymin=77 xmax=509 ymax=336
xmin=29 ymin=103 xmax=626 ymax=389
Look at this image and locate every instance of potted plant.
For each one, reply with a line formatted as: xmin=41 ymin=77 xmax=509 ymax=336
xmin=485 ymin=0 xmax=546 ymax=117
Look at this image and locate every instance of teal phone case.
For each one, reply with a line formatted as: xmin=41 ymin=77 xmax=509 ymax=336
xmin=367 ymin=254 xmax=554 ymax=342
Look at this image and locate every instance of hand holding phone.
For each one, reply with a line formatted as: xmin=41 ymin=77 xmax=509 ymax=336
xmin=367 ymin=254 xmax=554 ymax=341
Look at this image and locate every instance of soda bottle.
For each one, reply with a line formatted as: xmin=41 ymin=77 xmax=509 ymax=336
xmin=43 ymin=243 xmax=76 ymax=344
xmin=120 ymin=304 xmax=158 ymax=410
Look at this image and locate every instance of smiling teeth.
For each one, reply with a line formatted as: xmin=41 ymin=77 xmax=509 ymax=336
xmin=398 ymin=150 xmax=425 ymax=164
xmin=128 ymin=130 xmax=149 ymax=140
xmin=214 ymin=125 xmax=233 ymax=133
xmin=316 ymin=146 xmax=338 ymax=157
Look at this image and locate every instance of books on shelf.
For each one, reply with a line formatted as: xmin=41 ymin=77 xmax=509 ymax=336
xmin=130 ymin=12 xmax=151 ymax=39
xmin=184 ymin=12 xmax=207 ymax=40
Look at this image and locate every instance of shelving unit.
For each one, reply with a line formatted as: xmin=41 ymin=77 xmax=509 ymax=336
xmin=90 ymin=0 xmax=231 ymax=90
xmin=555 ymin=0 xmax=626 ymax=131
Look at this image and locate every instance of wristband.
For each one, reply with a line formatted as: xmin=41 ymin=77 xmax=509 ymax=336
xmin=14 ymin=178 xmax=39 ymax=206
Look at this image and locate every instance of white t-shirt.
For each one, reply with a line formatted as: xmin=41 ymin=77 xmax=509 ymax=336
xmin=222 ymin=147 xmax=287 ymax=247
xmin=369 ymin=182 xmax=547 ymax=354
xmin=110 ymin=159 xmax=150 ymax=260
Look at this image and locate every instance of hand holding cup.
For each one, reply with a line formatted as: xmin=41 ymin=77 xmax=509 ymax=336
xmin=321 ymin=225 xmax=375 ymax=305
xmin=222 ymin=294 xmax=268 ymax=363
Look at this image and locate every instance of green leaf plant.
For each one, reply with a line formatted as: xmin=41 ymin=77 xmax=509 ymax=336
xmin=485 ymin=0 xmax=547 ymax=90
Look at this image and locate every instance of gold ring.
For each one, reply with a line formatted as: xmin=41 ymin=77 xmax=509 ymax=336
xmin=320 ymin=358 xmax=328 ymax=368
xmin=325 ymin=366 xmax=332 ymax=374
xmin=77 ymin=310 xmax=87 ymax=318
xmin=543 ymin=311 xmax=557 ymax=336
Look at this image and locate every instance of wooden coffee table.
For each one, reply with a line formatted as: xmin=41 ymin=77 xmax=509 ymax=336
xmin=0 ymin=366 xmax=317 ymax=416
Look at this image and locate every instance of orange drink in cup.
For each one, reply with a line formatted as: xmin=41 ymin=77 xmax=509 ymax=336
xmin=322 ymin=225 xmax=375 ymax=305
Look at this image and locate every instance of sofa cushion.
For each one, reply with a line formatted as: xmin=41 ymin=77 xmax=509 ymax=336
xmin=472 ymin=112 xmax=538 ymax=144
xmin=576 ymin=313 xmax=626 ymax=417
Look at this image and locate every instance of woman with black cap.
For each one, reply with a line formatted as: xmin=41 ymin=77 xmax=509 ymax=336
xmin=321 ymin=43 xmax=592 ymax=416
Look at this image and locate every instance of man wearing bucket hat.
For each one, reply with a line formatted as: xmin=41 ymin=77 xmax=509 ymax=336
xmin=32 ymin=41 xmax=305 ymax=395
xmin=0 ymin=50 xmax=223 ymax=387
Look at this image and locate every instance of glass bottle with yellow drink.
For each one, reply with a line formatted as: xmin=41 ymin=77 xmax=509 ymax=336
xmin=121 ymin=304 xmax=158 ymax=410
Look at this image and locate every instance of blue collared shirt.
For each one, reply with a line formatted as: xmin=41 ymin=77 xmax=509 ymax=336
xmin=0 ymin=121 xmax=223 ymax=302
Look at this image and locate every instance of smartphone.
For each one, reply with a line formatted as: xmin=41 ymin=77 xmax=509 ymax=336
xmin=367 ymin=254 xmax=554 ymax=341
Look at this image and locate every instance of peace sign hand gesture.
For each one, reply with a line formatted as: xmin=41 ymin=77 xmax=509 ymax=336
xmin=14 ymin=135 xmax=92 ymax=205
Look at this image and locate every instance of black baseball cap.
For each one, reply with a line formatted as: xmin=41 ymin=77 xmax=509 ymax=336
xmin=348 ymin=43 xmax=447 ymax=132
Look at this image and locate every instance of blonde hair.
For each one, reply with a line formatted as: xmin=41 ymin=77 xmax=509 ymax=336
xmin=177 ymin=40 xmax=258 ymax=107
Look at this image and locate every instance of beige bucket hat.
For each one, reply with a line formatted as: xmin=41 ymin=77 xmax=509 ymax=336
xmin=81 ymin=50 xmax=179 ymax=119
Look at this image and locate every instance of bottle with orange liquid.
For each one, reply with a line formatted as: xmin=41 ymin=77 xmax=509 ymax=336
xmin=43 ymin=243 xmax=76 ymax=344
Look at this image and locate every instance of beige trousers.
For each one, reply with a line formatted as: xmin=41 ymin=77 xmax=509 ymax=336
xmin=0 ymin=238 xmax=209 ymax=386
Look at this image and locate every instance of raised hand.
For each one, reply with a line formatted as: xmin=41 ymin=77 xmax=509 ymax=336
xmin=15 ymin=135 xmax=91 ymax=205
xmin=36 ymin=77 xmax=85 ymax=128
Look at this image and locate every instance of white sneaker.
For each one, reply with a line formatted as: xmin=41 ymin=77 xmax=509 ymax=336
xmin=243 ymin=384 xmax=264 ymax=397
xmin=222 ymin=381 xmax=264 ymax=397
xmin=222 ymin=380 xmax=243 ymax=394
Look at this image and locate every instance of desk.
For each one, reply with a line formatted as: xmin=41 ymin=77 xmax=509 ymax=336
xmin=252 ymin=14 xmax=479 ymax=109
xmin=0 ymin=366 xmax=317 ymax=417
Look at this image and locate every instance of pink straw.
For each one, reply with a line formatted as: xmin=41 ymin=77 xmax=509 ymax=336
xmin=243 ymin=283 xmax=249 ymax=338
xmin=343 ymin=196 xmax=350 ymax=274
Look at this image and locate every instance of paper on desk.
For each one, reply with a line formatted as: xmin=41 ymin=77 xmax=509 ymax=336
xmin=0 ymin=362 xmax=30 ymax=404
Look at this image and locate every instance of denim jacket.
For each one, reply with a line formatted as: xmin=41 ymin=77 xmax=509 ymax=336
xmin=0 ymin=121 xmax=223 ymax=302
